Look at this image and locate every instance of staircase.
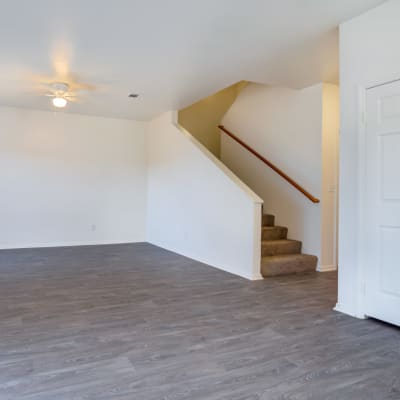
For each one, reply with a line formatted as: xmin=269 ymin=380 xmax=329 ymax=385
xmin=261 ymin=214 xmax=318 ymax=277
xmin=217 ymin=126 xmax=320 ymax=277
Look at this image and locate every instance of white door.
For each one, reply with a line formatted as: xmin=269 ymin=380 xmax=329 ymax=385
xmin=364 ymin=80 xmax=400 ymax=326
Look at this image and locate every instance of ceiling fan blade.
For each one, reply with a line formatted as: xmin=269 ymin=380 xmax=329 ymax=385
xmin=69 ymin=81 xmax=96 ymax=92
xmin=66 ymin=96 xmax=82 ymax=103
xmin=25 ymin=74 xmax=60 ymax=90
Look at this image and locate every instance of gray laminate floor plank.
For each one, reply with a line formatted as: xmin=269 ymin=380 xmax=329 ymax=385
xmin=0 ymin=243 xmax=399 ymax=400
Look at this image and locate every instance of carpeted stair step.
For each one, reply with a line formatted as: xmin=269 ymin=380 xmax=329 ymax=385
xmin=262 ymin=226 xmax=288 ymax=241
xmin=262 ymin=214 xmax=275 ymax=227
xmin=261 ymin=239 xmax=302 ymax=256
xmin=261 ymin=254 xmax=318 ymax=277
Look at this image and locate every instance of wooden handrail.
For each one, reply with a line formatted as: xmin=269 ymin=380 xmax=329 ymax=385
xmin=218 ymin=125 xmax=320 ymax=204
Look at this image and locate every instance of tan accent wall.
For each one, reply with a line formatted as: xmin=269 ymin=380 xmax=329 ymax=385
xmin=178 ymin=81 xmax=247 ymax=157
xmin=320 ymin=83 xmax=340 ymax=269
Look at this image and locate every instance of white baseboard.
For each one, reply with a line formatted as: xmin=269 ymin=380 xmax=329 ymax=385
xmin=317 ymin=264 xmax=337 ymax=272
xmin=0 ymin=238 xmax=146 ymax=250
xmin=147 ymin=239 xmax=260 ymax=281
xmin=1 ymin=239 xmax=261 ymax=281
xmin=251 ymin=272 xmax=264 ymax=281
xmin=334 ymin=303 xmax=367 ymax=319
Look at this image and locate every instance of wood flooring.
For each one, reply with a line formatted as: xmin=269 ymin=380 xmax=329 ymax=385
xmin=0 ymin=243 xmax=399 ymax=399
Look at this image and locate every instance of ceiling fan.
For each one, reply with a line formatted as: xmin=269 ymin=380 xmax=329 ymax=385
xmin=29 ymin=44 xmax=98 ymax=108
xmin=43 ymin=81 xmax=78 ymax=108
xmin=25 ymin=70 xmax=97 ymax=109
xmin=34 ymin=72 xmax=99 ymax=109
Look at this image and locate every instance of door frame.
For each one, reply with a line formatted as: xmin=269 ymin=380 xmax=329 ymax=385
xmin=356 ymin=76 xmax=400 ymax=319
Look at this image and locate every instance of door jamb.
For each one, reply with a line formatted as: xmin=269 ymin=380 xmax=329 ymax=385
xmin=356 ymin=85 xmax=367 ymax=319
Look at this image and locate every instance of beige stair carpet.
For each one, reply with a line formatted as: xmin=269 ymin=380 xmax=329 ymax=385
xmin=261 ymin=214 xmax=317 ymax=277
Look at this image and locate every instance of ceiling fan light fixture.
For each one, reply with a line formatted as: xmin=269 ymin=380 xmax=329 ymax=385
xmin=52 ymin=97 xmax=67 ymax=108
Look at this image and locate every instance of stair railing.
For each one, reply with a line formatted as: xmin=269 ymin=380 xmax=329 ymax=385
xmin=218 ymin=125 xmax=320 ymax=204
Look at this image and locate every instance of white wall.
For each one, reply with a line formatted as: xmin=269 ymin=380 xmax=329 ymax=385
xmin=338 ymin=0 xmax=400 ymax=318
xmin=221 ymin=83 xmax=339 ymax=269
xmin=146 ymin=111 xmax=263 ymax=280
xmin=0 ymin=107 xmax=147 ymax=248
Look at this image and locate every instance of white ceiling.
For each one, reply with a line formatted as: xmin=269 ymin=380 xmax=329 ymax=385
xmin=0 ymin=0 xmax=386 ymax=120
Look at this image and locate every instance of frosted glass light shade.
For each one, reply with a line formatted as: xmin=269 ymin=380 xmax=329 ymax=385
xmin=52 ymin=97 xmax=67 ymax=108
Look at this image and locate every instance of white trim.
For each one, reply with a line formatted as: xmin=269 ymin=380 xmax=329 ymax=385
xmin=0 ymin=239 xmax=145 ymax=250
xmin=2 ymin=239 xmax=264 ymax=281
xmin=317 ymin=264 xmax=337 ymax=272
xmin=334 ymin=302 xmax=367 ymax=319
xmin=356 ymin=85 xmax=368 ymax=319
xmin=251 ymin=203 xmax=263 ymax=280
xmin=147 ymin=239 xmax=263 ymax=281
xmin=335 ymin=84 xmax=372 ymax=320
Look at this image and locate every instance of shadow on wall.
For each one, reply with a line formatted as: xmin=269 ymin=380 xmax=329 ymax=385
xmin=178 ymin=81 xmax=247 ymax=158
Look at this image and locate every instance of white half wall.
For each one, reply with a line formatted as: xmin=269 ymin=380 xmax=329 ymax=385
xmin=0 ymin=106 xmax=147 ymax=248
xmin=221 ymin=83 xmax=339 ymax=270
xmin=338 ymin=0 xmax=400 ymax=318
xmin=146 ymin=111 xmax=263 ymax=280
